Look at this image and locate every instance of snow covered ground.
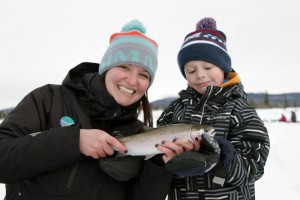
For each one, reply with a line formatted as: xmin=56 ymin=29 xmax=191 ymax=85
xmin=1 ymin=108 xmax=300 ymax=199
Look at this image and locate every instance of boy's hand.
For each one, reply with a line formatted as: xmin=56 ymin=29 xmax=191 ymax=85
xmin=157 ymin=133 xmax=221 ymax=176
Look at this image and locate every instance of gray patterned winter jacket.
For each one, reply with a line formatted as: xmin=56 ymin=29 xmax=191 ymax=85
xmin=157 ymin=72 xmax=270 ymax=200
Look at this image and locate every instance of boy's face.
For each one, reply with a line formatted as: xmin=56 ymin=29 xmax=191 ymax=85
xmin=184 ymin=60 xmax=225 ymax=94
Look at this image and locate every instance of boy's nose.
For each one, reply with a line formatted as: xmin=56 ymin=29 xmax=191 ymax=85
xmin=196 ymin=69 xmax=205 ymax=78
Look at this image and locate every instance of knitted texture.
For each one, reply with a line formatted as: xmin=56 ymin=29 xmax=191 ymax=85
xmin=99 ymin=20 xmax=158 ymax=86
xmin=178 ymin=17 xmax=231 ymax=78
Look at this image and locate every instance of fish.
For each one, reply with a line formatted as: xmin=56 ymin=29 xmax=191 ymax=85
xmin=115 ymin=124 xmax=215 ymax=159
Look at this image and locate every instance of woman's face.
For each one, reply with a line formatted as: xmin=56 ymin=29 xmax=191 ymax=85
xmin=105 ymin=64 xmax=151 ymax=106
xmin=184 ymin=60 xmax=224 ymax=94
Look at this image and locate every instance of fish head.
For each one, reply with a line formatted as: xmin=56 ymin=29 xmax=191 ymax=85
xmin=189 ymin=124 xmax=216 ymax=141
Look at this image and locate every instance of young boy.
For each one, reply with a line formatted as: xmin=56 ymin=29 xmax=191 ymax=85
xmin=157 ymin=17 xmax=270 ymax=200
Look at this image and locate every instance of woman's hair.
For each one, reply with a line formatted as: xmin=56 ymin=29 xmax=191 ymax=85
xmin=138 ymin=91 xmax=153 ymax=127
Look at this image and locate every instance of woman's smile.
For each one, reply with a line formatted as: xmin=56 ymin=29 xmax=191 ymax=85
xmin=118 ymin=85 xmax=135 ymax=95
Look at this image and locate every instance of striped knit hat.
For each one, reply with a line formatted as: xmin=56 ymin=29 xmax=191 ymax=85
xmin=177 ymin=17 xmax=231 ymax=78
xmin=99 ymin=20 xmax=158 ymax=86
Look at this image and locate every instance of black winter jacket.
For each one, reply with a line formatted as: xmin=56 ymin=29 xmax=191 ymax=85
xmin=157 ymin=72 xmax=270 ymax=200
xmin=0 ymin=62 xmax=172 ymax=200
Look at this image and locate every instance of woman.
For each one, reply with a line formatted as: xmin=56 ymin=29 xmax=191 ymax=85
xmin=0 ymin=20 xmax=172 ymax=200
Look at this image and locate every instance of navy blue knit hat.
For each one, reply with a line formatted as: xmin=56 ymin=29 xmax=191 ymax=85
xmin=177 ymin=17 xmax=231 ymax=78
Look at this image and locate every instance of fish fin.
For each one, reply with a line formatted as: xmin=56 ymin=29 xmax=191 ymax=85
xmin=115 ymin=151 xmax=127 ymax=157
xmin=144 ymin=154 xmax=157 ymax=160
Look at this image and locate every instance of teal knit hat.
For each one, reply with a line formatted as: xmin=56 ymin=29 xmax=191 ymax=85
xmin=99 ymin=20 xmax=158 ymax=86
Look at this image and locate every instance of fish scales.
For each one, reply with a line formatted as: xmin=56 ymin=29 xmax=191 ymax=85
xmin=116 ymin=124 xmax=215 ymax=159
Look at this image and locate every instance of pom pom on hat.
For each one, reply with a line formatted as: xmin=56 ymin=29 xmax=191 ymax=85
xmin=196 ymin=17 xmax=217 ymax=30
xmin=121 ymin=19 xmax=147 ymax=34
xmin=177 ymin=17 xmax=232 ymax=79
xmin=99 ymin=20 xmax=158 ymax=86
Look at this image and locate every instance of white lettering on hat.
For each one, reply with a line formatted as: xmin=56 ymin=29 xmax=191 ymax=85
xmin=184 ymin=32 xmax=202 ymax=43
xmin=114 ymin=50 xmax=140 ymax=63
xmin=101 ymin=49 xmax=154 ymax=72
xmin=144 ymin=55 xmax=154 ymax=71
xmin=203 ymin=33 xmax=225 ymax=45
xmin=183 ymin=32 xmax=226 ymax=48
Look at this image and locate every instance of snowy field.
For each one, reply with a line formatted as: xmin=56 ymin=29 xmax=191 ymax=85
xmin=1 ymin=108 xmax=300 ymax=199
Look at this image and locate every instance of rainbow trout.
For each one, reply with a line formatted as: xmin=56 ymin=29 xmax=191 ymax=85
xmin=116 ymin=124 xmax=215 ymax=159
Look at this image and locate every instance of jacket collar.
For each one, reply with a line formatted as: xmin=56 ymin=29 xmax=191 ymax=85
xmin=179 ymin=71 xmax=247 ymax=103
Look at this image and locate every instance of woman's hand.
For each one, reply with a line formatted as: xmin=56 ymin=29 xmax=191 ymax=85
xmin=79 ymin=129 xmax=127 ymax=159
xmin=156 ymin=138 xmax=201 ymax=163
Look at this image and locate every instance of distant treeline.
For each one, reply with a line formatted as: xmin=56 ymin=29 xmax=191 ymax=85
xmin=246 ymin=92 xmax=300 ymax=109
xmin=0 ymin=107 xmax=14 ymax=120
xmin=151 ymin=92 xmax=300 ymax=110
xmin=1 ymin=92 xmax=300 ymax=119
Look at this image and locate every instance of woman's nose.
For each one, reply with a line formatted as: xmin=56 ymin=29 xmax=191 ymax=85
xmin=126 ymin=72 xmax=138 ymax=85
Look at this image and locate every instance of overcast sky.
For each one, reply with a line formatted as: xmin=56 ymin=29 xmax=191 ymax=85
xmin=1 ymin=0 xmax=300 ymax=109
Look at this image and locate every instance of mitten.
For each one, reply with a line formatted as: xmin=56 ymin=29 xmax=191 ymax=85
xmin=165 ymin=133 xmax=220 ymax=177
xmin=216 ymin=139 xmax=235 ymax=173
xmin=99 ymin=155 xmax=144 ymax=181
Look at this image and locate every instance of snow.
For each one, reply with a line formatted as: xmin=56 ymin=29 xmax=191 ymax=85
xmin=1 ymin=108 xmax=300 ymax=199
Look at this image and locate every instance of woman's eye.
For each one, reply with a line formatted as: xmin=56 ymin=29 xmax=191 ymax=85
xmin=119 ymin=65 xmax=129 ymax=70
xmin=140 ymin=73 xmax=150 ymax=80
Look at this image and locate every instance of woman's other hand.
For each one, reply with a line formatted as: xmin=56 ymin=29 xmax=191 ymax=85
xmin=156 ymin=138 xmax=200 ymax=163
